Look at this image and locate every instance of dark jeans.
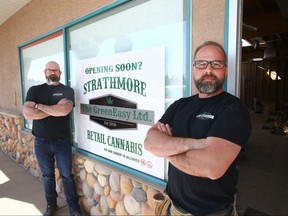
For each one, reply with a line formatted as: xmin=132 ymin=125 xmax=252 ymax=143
xmin=34 ymin=137 xmax=79 ymax=209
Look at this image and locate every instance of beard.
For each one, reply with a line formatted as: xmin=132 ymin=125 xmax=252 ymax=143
xmin=46 ymin=74 xmax=60 ymax=83
xmin=194 ymin=74 xmax=224 ymax=94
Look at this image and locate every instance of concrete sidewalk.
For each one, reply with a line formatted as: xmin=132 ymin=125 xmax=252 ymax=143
xmin=0 ymin=150 xmax=70 ymax=215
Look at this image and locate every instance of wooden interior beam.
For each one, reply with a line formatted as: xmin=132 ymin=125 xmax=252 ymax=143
xmin=243 ymin=11 xmax=288 ymax=38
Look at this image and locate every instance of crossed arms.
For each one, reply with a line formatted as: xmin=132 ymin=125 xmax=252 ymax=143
xmin=23 ymin=98 xmax=73 ymax=120
xmin=144 ymin=122 xmax=241 ymax=180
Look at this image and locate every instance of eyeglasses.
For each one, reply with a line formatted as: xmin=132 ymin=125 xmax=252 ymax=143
xmin=193 ymin=60 xmax=226 ymax=69
xmin=45 ymin=69 xmax=60 ymax=72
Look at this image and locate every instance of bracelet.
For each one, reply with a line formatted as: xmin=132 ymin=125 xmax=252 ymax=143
xmin=35 ymin=104 xmax=39 ymax=109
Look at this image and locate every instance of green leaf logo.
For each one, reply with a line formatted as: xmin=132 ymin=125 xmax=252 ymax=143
xmin=106 ymin=97 xmax=114 ymax=105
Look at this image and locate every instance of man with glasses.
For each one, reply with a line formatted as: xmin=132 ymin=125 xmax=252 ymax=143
xmin=144 ymin=41 xmax=251 ymax=215
xmin=23 ymin=61 xmax=81 ymax=216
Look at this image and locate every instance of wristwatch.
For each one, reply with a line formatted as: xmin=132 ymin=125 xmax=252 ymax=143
xmin=35 ymin=104 xmax=39 ymax=109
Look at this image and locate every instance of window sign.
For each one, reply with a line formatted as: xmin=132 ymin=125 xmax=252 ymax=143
xmin=75 ymin=47 xmax=165 ymax=179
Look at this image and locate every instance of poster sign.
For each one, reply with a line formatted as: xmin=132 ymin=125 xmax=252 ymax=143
xmin=74 ymin=47 xmax=166 ymax=179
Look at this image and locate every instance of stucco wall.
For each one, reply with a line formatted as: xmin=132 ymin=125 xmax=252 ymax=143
xmin=192 ymin=0 xmax=225 ymax=93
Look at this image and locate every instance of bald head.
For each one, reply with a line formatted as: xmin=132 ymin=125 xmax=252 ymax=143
xmin=45 ymin=61 xmax=61 ymax=71
xmin=194 ymin=41 xmax=226 ymax=62
xmin=44 ymin=61 xmax=61 ymax=85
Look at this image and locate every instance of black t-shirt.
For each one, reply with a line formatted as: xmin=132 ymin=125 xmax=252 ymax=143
xmin=159 ymin=92 xmax=251 ymax=214
xmin=25 ymin=83 xmax=75 ymax=139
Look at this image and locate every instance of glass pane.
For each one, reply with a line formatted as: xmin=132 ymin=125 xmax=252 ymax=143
xmin=69 ymin=0 xmax=187 ymax=106
xmin=68 ymin=0 xmax=188 ymax=180
xmin=21 ymin=31 xmax=65 ymax=129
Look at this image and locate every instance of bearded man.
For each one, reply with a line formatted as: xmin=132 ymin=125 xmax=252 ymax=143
xmin=144 ymin=41 xmax=251 ymax=216
xmin=23 ymin=61 xmax=81 ymax=216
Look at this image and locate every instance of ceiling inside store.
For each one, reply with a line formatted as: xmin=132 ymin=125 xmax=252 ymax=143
xmin=242 ymin=0 xmax=288 ymax=61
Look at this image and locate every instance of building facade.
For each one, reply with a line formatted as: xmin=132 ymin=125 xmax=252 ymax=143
xmin=0 ymin=0 xmax=239 ymax=215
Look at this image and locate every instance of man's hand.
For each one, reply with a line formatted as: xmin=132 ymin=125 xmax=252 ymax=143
xmin=156 ymin=123 xmax=172 ymax=136
xmin=23 ymin=101 xmax=50 ymax=120
xmin=144 ymin=122 xmax=195 ymax=157
xmin=37 ymin=98 xmax=73 ymax=117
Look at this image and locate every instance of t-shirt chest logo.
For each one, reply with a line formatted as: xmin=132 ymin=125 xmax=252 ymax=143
xmin=53 ymin=93 xmax=63 ymax=96
xmin=196 ymin=112 xmax=214 ymax=120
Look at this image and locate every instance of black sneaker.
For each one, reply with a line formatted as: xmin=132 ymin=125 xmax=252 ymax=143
xmin=43 ymin=203 xmax=58 ymax=216
xmin=69 ymin=207 xmax=82 ymax=216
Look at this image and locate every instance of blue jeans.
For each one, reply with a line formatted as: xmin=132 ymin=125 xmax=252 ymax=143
xmin=34 ymin=137 xmax=79 ymax=209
